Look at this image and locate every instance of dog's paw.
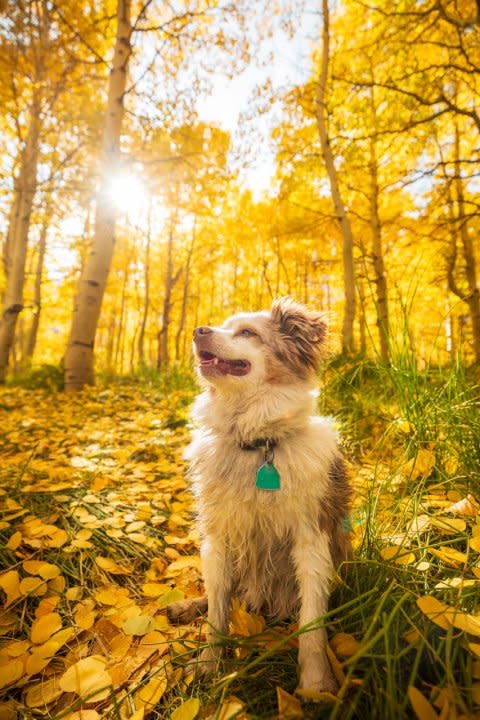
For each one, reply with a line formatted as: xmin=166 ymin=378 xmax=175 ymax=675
xmin=166 ymin=597 xmax=208 ymax=625
xmin=187 ymin=646 xmax=223 ymax=679
xmin=298 ymin=666 xmax=339 ymax=697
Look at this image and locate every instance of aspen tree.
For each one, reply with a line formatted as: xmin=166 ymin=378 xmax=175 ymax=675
xmin=315 ymin=0 xmax=356 ymax=354
xmin=64 ymin=0 xmax=132 ymax=390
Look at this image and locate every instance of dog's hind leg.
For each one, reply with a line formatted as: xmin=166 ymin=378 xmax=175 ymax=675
xmin=196 ymin=537 xmax=232 ymax=676
xmin=292 ymin=528 xmax=338 ymax=694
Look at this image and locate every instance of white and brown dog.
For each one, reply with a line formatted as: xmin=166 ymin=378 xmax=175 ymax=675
xmin=174 ymin=298 xmax=351 ymax=693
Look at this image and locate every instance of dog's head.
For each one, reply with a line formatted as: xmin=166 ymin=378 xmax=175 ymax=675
xmin=193 ymin=297 xmax=326 ymax=390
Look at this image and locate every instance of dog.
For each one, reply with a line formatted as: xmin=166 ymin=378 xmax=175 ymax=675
xmin=179 ymin=297 xmax=351 ymax=693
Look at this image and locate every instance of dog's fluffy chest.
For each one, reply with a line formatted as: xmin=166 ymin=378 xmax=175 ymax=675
xmin=187 ymin=416 xmax=339 ymax=540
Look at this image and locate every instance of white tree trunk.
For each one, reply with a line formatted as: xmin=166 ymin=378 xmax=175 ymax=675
xmin=0 ymin=104 xmax=40 ymax=381
xmin=315 ymin=0 xmax=356 ymax=354
xmin=64 ymin=0 xmax=132 ymax=391
xmin=24 ymin=206 xmax=49 ymax=363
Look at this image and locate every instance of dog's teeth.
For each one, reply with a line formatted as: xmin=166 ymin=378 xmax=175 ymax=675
xmin=214 ymin=357 xmax=219 ymax=364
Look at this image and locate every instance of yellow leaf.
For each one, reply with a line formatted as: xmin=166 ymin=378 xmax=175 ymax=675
xmin=417 ymin=595 xmax=480 ymax=636
xmin=429 ymin=546 xmax=468 ymax=568
xmin=380 ymin=546 xmax=416 ymax=565
xmin=0 ymin=570 xmax=21 ymax=607
xmin=171 ymin=698 xmax=200 ymax=720
xmin=397 ymin=419 xmax=414 ymax=433
xmin=95 ymin=556 xmax=131 ymax=575
xmin=59 ymin=657 xmax=112 ymax=702
xmin=473 ymin=683 xmax=480 ymax=705
xmin=37 ymin=563 xmax=61 ymax=580
xmin=46 ymin=528 xmax=68 ymax=548
xmin=31 ymin=612 xmax=62 ymax=644
xmin=216 ymin=697 xmax=245 ymax=720
xmin=123 ymin=615 xmax=154 ymax=636
xmin=408 ymin=686 xmax=438 ymax=720
xmin=109 ymin=634 xmax=132 ymax=660
xmin=404 ymin=628 xmax=420 ymax=645
xmin=469 ymin=643 xmax=480 ymax=657
xmin=134 ymin=672 xmax=167 ymax=709
xmin=446 ymin=609 xmax=480 ymax=636
xmin=430 ymin=517 xmax=466 ymax=535
xmin=0 ymin=700 xmax=17 ymax=720
xmin=403 ymin=449 xmax=435 ymax=480
xmin=35 ymin=597 xmax=60 ymax=618
xmin=326 ymin=644 xmax=345 ymax=686
xmin=49 ymin=575 xmax=66 ymax=593
xmin=25 ymin=675 xmax=62 ymax=707
xmin=141 ymin=582 xmax=171 ymax=597
xmin=32 ymin=627 xmax=74 ymax=658
xmin=165 ymin=556 xmax=202 ymax=576
xmin=277 ymin=686 xmax=304 ymax=719
xmin=74 ymin=605 xmax=96 ymax=630
xmin=416 ymin=596 xmax=450 ymax=630
xmin=22 ymin=560 xmax=44 ymax=575
xmin=471 ymin=536 xmax=480 ymax=552
xmin=65 ymin=712 xmax=100 ymax=720
xmin=330 ymin=633 xmax=360 ymax=657
xmin=6 ymin=531 xmax=22 ymax=550
xmin=25 ymin=654 xmax=51 ymax=676
xmin=230 ymin=598 xmax=265 ymax=636
xmin=94 ymin=587 xmax=130 ymax=606
xmin=19 ymin=576 xmax=47 ymax=596
xmin=126 ymin=520 xmax=146 ymax=533
xmin=4 ymin=640 xmax=29 ymax=657
xmin=156 ymin=588 xmax=185 ymax=608
xmin=66 ymin=586 xmax=83 ymax=601
xmin=139 ymin=631 xmax=169 ymax=654
xmin=0 ymin=660 xmax=23 ymax=689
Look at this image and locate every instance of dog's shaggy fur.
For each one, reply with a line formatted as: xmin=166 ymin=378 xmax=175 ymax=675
xmin=185 ymin=298 xmax=351 ymax=692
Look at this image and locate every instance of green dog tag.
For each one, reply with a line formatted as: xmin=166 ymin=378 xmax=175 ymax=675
xmin=256 ymin=462 xmax=281 ymax=491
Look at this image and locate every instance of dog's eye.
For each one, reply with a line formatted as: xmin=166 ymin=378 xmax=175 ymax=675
xmin=238 ymin=328 xmax=256 ymax=337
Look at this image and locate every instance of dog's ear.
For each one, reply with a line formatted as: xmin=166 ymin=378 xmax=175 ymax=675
xmin=271 ymin=297 xmax=326 ymax=372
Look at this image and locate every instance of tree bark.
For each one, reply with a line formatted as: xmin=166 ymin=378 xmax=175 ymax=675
xmin=0 ymin=102 xmax=41 ymax=381
xmin=114 ymin=260 xmax=129 ymax=372
xmin=157 ymin=222 xmax=181 ymax=369
xmin=357 ymin=276 xmax=367 ymax=356
xmin=175 ymin=221 xmax=195 ymax=363
xmin=368 ymin=113 xmax=390 ymax=363
xmin=450 ymin=126 xmax=480 ymax=363
xmin=137 ymin=204 xmax=151 ymax=366
xmin=64 ymin=0 xmax=132 ymax=391
xmin=315 ymin=0 xmax=356 ymax=354
xmin=24 ymin=209 xmax=49 ymax=363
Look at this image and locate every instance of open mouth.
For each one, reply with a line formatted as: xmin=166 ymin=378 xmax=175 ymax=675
xmin=198 ymin=351 xmax=251 ymax=376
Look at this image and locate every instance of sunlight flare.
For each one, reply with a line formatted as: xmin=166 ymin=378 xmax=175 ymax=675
xmin=105 ymin=171 xmax=148 ymax=217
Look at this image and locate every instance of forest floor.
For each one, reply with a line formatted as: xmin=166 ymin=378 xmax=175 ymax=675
xmin=0 ymin=358 xmax=480 ymax=720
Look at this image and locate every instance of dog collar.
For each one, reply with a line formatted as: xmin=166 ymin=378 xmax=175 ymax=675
xmin=239 ymin=438 xmax=281 ymax=491
xmin=239 ymin=438 xmax=277 ymax=452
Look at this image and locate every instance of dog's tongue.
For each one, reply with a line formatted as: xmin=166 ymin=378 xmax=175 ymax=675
xmin=218 ymin=358 xmax=250 ymax=376
xmin=199 ymin=352 xmax=250 ymax=376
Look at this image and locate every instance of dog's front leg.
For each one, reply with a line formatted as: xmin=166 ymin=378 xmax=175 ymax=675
xmin=292 ymin=529 xmax=338 ymax=694
xmin=198 ymin=537 xmax=231 ymax=675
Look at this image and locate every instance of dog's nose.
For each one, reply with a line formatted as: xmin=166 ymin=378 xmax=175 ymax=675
xmin=193 ymin=326 xmax=213 ymax=339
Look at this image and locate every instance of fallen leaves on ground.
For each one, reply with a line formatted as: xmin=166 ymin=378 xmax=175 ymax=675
xmin=0 ymin=385 xmax=201 ymax=718
xmin=0 ymin=384 xmax=479 ymax=718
